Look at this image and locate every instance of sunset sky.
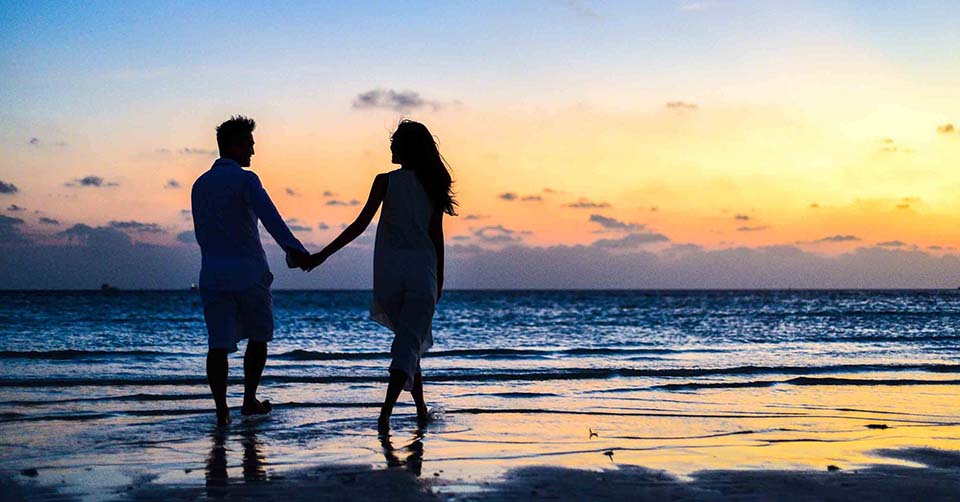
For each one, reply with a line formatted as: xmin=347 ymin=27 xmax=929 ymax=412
xmin=2 ymin=1 xmax=959 ymax=288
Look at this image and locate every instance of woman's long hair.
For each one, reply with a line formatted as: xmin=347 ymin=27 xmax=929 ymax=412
xmin=391 ymin=120 xmax=457 ymax=216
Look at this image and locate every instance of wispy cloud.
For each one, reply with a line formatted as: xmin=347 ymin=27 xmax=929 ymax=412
xmin=815 ymin=234 xmax=861 ymax=243
xmin=180 ymin=147 xmax=217 ymax=156
xmin=0 ymin=214 xmax=28 ymax=244
xmin=566 ymin=198 xmax=611 ymax=209
xmin=936 ymin=123 xmax=956 ymax=134
xmin=463 ymin=214 xmax=487 ymax=221
xmin=285 ymin=218 xmax=313 ymax=232
xmin=109 ymin=220 xmax=164 ymax=234
xmin=736 ymin=226 xmax=768 ymax=232
xmin=38 ymin=217 xmax=60 ymax=226
xmin=164 ymin=179 xmax=180 ymax=189
xmin=474 ymin=225 xmax=524 ymax=244
xmin=317 ymin=222 xmax=330 ymax=230
xmin=592 ymin=231 xmax=670 ymax=249
xmin=66 ymin=176 xmax=118 ymax=188
xmin=326 ymin=199 xmax=360 ymax=207
xmin=877 ymin=240 xmax=906 ymax=248
xmin=285 ymin=188 xmax=298 ymax=196
xmin=734 ymin=214 xmax=750 ymax=221
xmin=352 ymin=89 xmax=443 ymax=112
xmin=176 ymin=231 xmax=195 ymax=244
xmin=589 ymin=214 xmax=641 ymax=232
xmin=0 ymin=181 xmax=19 ymax=194
xmin=7 ymin=204 xmax=25 ymax=212
xmin=666 ymin=101 xmax=699 ymax=111
xmin=499 ymin=192 xmax=517 ymax=201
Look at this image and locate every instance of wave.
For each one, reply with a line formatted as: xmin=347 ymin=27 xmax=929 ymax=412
xmin=654 ymin=376 xmax=960 ymax=391
xmin=0 ymin=349 xmax=189 ymax=359
xmin=274 ymin=347 xmax=729 ymax=361
xmin=4 ymin=363 xmax=960 ymax=388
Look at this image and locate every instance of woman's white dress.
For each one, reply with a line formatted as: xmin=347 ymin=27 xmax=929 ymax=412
xmin=370 ymin=169 xmax=437 ymax=390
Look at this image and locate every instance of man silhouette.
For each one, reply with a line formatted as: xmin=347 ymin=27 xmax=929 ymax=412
xmin=191 ymin=115 xmax=309 ymax=426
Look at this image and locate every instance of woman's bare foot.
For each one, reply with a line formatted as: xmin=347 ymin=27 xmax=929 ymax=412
xmin=416 ymin=404 xmax=430 ymax=423
xmin=241 ymin=398 xmax=272 ymax=416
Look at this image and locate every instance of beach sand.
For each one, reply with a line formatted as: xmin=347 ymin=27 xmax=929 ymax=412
xmin=4 ymin=379 xmax=960 ymax=500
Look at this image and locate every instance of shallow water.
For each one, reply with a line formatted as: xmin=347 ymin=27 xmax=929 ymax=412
xmin=2 ymin=290 xmax=960 ymax=499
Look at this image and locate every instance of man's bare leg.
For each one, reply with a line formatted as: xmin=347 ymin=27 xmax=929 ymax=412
xmin=241 ymin=341 xmax=271 ymax=415
xmin=207 ymin=349 xmax=231 ymax=426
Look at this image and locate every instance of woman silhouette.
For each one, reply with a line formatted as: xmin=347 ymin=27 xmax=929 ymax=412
xmin=308 ymin=120 xmax=456 ymax=432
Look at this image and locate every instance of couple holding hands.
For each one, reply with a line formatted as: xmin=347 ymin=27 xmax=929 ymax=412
xmin=191 ymin=116 xmax=454 ymax=431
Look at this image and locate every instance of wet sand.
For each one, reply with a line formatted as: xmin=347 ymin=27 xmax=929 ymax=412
xmin=4 ymin=380 xmax=960 ymax=501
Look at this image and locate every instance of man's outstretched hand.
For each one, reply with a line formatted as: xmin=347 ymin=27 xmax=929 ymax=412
xmin=285 ymin=249 xmax=312 ymax=271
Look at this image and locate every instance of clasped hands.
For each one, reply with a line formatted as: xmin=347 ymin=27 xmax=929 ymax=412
xmin=285 ymin=249 xmax=327 ymax=272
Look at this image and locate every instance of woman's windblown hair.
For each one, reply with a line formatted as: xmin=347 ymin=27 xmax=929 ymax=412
xmin=391 ymin=120 xmax=457 ymax=216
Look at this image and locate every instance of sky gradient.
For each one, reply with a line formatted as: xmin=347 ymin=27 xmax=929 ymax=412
xmin=2 ymin=1 xmax=959 ymax=288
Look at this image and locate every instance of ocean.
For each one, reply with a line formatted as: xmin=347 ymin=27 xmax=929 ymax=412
xmin=3 ymin=290 xmax=960 ymax=499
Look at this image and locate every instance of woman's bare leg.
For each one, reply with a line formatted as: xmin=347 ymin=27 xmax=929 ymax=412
xmin=411 ymin=371 xmax=428 ymax=421
xmin=379 ymin=370 xmax=408 ymax=433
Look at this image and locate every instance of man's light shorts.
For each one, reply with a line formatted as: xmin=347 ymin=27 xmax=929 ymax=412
xmin=201 ymin=272 xmax=274 ymax=353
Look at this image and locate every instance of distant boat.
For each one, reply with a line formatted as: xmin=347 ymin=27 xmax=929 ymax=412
xmin=100 ymin=283 xmax=118 ymax=292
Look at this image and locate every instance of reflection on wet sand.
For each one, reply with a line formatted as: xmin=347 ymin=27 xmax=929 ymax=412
xmin=205 ymin=424 xmax=268 ymax=496
xmin=381 ymin=428 xmax=425 ymax=476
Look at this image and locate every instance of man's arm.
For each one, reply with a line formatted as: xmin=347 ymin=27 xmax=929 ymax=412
xmin=244 ymin=173 xmax=310 ymax=268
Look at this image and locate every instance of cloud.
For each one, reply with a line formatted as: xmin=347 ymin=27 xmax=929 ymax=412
xmin=38 ymin=217 xmax=60 ymax=226
xmin=326 ymin=199 xmax=360 ymax=206
xmin=937 ymin=123 xmax=956 ymax=134
xmin=285 ymin=188 xmax=298 ymax=196
xmin=500 ymin=192 xmax=542 ymax=202
xmin=322 ymin=191 xmax=336 ymax=197
xmin=463 ymin=214 xmax=487 ymax=221
xmin=734 ymin=214 xmax=750 ymax=221
xmin=589 ymin=214 xmax=642 ymax=232
xmin=7 ymin=204 xmax=25 ymax=212
xmin=164 ymin=179 xmax=180 ymax=189
xmin=285 ymin=218 xmax=313 ymax=232
xmin=180 ymin=147 xmax=217 ymax=156
xmin=66 ymin=175 xmax=118 ymax=188
xmin=592 ymin=231 xmax=670 ymax=249
xmin=352 ymin=89 xmax=442 ymax=111
xmin=737 ymin=226 xmax=768 ymax=232
xmin=109 ymin=220 xmax=165 ymax=234
xmin=877 ymin=240 xmax=906 ymax=248
xmin=666 ymin=101 xmax=699 ymax=111
xmin=176 ymin=230 xmax=196 ymax=244
xmin=809 ymin=203 xmax=820 ymax=209
xmin=815 ymin=235 xmax=861 ymax=243
xmin=474 ymin=225 xmax=524 ymax=244
xmin=452 ymin=235 xmax=471 ymax=241
xmin=0 ymin=214 xmax=28 ymax=244
xmin=566 ymin=198 xmax=611 ymax=209
xmin=0 ymin=181 xmax=19 ymax=194
xmin=58 ymin=224 xmax=132 ymax=247
xmin=29 ymin=137 xmax=39 ymax=146
xmin=317 ymin=222 xmax=330 ymax=230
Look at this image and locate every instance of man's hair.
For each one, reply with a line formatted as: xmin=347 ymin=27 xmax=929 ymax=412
xmin=216 ymin=115 xmax=256 ymax=151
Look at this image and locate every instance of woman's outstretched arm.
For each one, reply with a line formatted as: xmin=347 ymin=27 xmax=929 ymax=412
xmin=428 ymin=210 xmax=444 ymax=302
xmin=308 ymin=174 xmax=388 ymax=270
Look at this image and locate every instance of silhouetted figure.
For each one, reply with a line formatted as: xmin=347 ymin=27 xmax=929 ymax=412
xmin=191 ymin=115 xmax=311 ymax=426
xmin=308 ymin=120 xmax=456 ymax=433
